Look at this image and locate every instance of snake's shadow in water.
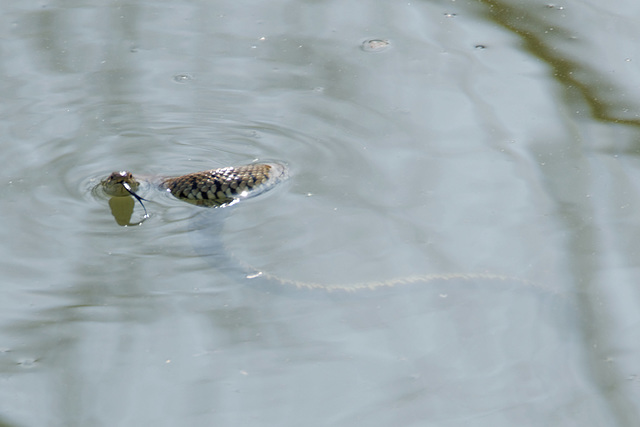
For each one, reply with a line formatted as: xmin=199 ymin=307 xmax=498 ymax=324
xmin=188 ymin=206 xmax=238 ymax=270
xmin=187 ymin=205 xmax=356 ymax=299
xmin=187 ymin=205 xmax=402 ymax=299
xmin=186 ymin=205 xmax=573 ymax=314
xmin=187 ymin=205 xmax=293 ymax=294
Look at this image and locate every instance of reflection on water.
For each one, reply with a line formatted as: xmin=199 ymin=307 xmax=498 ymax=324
xmin=1 ymin=0 xmax=640 ymax=425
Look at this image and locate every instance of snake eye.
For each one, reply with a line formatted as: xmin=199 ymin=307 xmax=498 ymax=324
xmin=106 ymin=171 xmax=133 ymax=183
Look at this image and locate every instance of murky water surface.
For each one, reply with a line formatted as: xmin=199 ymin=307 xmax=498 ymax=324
xmin=1 ymin=0 xmax=640 ymax=425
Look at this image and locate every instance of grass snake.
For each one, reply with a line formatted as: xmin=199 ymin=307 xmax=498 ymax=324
xmin=97 ymin=162 xmax=552 ymax=294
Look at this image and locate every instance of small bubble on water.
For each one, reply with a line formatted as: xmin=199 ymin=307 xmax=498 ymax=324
xmin=361 ymin=39 xmax=390 ymax=52
xmin=444 ymin=12 xmax=457 ymax=17
xmin=172 ymin=73 xmax=193 ymax=83
xmin=474 ymin=44 xmax=486 ymax=50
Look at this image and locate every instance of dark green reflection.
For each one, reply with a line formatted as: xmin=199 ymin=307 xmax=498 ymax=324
xmin=478 ymin=0 xmax=640 ymax=129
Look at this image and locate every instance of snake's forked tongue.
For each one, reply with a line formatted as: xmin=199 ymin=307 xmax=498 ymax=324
xmin=108 ymin=183 xmax=149 ymax=226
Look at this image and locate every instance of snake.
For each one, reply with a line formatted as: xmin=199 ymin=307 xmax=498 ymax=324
xmin=97 ymin=162 xmax=555 ymax=295
xmin=101 ymin=163 xmax=287 ymax=207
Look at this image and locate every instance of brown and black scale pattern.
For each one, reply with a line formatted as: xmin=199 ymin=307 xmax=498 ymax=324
xmin=161 ymin=163 xmax=276 ymax=207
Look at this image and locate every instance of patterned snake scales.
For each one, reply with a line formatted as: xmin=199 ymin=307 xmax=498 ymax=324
xmin=99 ymin=163 xmax=544 ymax=292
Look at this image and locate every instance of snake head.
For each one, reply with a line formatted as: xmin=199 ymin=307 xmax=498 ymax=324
xmin=101 ymin=171 xmax=140 ymax=197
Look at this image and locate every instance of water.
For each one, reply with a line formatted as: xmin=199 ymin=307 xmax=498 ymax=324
xmin=1 ymin=0 xmax=639 ymax=425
